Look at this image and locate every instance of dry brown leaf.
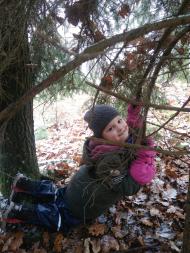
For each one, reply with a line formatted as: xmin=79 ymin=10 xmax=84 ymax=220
xmin=31 ymin=241 xmax=48 ymax=253
xmin=91 ymin=239 xmax=101 ymax=253
xmin=84 ymin=238 xmax=91 ymax=253
xmin=137 ymin=236 xmax=145 ymax=246
xmin=100 ymin=75 xmax=113 ymax=90
xmin=53 ymin=233 xmax=64 ymax=253
xmin=115 ymin=211 xmax=123 ymax=225
xmin=100 ymin=235 xmax=119 ymax=253
xmin=118 ymin=4 xmax=130 ymax=18
xmin=2 ymin=236 xmax=14 ymax=252
xmin=72 ymin=154 xmax=82 ymax=164
xmin=165 ymin=168 xmax=178 ymax=179
xmin=119 ymin=240 xmax=129 ymax=251
xmin=94 ymin=30 xmax=105 ymax=42
xmin=140 ymin=218 xmax=154 ymax=227
xmin=42 ymin=231 xmax=50 ymax=248
xmin=56 ymin=162 xmax=70 ymax=170
xmin=150 ymin=207 xmax=161 ymax=217
xmin=18 ymin=250 xmax=27 ymax=253
xmin=175 ymin=211 xmax=185 ymax=220
xmin=74 ymin=242 xmax=84 ymax=253
xmin=111 ymin=225 xmax=127 ymax=239
xmin=33 ymin=248 xmax=47 ymax=253
xmin=10 ymin=231 xmax=24 ymax=251
xmin=2 ymin=231 xmax=24 ymax=252
xmin=88 ymin=223 xmax=107 ymax=236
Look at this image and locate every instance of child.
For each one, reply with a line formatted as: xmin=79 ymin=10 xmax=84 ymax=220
xmin=2 ymin=103 xmax=156 ymax=233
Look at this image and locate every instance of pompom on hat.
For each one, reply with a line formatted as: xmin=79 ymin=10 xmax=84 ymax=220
xmin=84 ymin=104 xmax=119 ymax=137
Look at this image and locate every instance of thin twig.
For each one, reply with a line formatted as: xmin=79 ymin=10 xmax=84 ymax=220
xmin=92 ymin=43 xmax=126 ymax=107
xmin=147 ymin=120 xmax=190 ymax=138
xmin=148 ymin=96 xmax=190 ymax=137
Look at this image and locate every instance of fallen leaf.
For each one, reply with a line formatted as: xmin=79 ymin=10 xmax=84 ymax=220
xmin=100 ymin=235 xmax=119 ymax=253
xmin=150 ymin=207 xmax=161 ymax=216
xmin=73 ymin=154 xmax=82 ymax=164
xmin=53 ymin=233 xmax=64 ymax=253
xmin=100 ymin=75 xmax=113 ymax=90
xmin=84 ymin=238 xmax=91 ymax=253
xmin=118 ymin=4 xmax=130 ymax=18
xmin=74 ymin=242 xmax=84 ymax=253
xmin=9 ymin=231 xmax=24 ymax=251
xmin=2 ymin=236 xmax=14 ymax=252
xmin=140 ymin=218 xmax=154 ymax=227
xmin=162 ymin=185 xmax=177 ymax=200
xmin=56 ymin=162 xmax=70 ymax=170
xmin=33 ymin=248 xmax=47 ymax=253
xmin=111 ymin=225 xmax=127 ymax=238
xmin=91 ymin=239 xmax=101 ymax=253
xmin=88 ymin=223 xmax=107 ymax=236
xmin=42 ymin=231 xmax=50 ymax=248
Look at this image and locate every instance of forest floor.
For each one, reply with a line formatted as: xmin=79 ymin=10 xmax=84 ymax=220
xmin=0 ymin=91 xmax=189 ymax=253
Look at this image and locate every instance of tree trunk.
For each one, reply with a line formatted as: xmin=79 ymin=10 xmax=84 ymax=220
xmin=0 ymin=1 xmax=39 ymax=196
xmin=182 ymin=171 xmax=190 ymax=252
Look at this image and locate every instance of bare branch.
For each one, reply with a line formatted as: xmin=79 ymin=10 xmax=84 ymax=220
xmin=148 ymin=96 xmax=190 ymax=137
xmin=147 ymin=121 xmax=190 ymax=138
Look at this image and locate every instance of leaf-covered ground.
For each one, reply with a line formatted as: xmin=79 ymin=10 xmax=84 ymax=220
xmin=0 ymin=94 xmax=189 ymax=253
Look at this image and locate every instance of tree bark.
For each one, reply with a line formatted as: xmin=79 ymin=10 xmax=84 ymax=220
xmin=182 ymin=170 xmax=190 ymax=253
xmin=0 ymin=1 xmax=39 ymax=196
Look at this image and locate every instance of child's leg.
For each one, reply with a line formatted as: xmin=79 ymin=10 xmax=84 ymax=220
xmin=3 ymin=202 xmax=62 ymax=231
xmin=10 ymin=173 xmax=57 ymax=203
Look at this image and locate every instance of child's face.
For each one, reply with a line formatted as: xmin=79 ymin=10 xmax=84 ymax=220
xmin=102 ymin=116 xmax=129 ymax=143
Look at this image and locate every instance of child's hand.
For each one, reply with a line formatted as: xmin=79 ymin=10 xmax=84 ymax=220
xmin=136 ymin=138 xmax=156 ymax=165
xmin=127 ymin=103 xmax=143 ymax=128
xmin=129 ymin=157 xmax=156 ymax=185
xmin=129 ymin=137 xmax=156 ymax=185
xmin=144 ymin=137 xmax=155 ymax=147
xmin=127 ymin=103 xmax=142 ymax=116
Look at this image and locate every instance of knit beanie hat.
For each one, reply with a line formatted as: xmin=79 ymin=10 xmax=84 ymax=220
xmin=84 ymin=104 xmax=119 ymax=137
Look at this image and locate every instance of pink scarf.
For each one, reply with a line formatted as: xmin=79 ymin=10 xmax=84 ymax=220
xmin=88 ymin=140 xmax=121 ymax=160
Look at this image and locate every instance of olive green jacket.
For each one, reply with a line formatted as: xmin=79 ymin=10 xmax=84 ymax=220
xmin=64 ymin=140 xmax=141 ymax=223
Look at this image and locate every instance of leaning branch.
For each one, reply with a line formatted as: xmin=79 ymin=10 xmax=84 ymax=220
xmin=142 ymin=25 xmax=190 ymax=139
xmin=1 ymin=14 xmax=190 ymax=122
xmin=86 ymin=81 xmax=190 ymax=112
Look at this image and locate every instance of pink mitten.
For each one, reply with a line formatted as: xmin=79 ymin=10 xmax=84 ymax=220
xmin=137 ymin=137 xmax=157 ymax=163
xmin=130 ymin=158 xmax=156 ymax=185
xmin=130 ymin=137 xmax=156 ymax=185
xmin=127 ymin=103 xmax=143 ymax=128
xmin=146 ymin=137 xmax=155 ymax=147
